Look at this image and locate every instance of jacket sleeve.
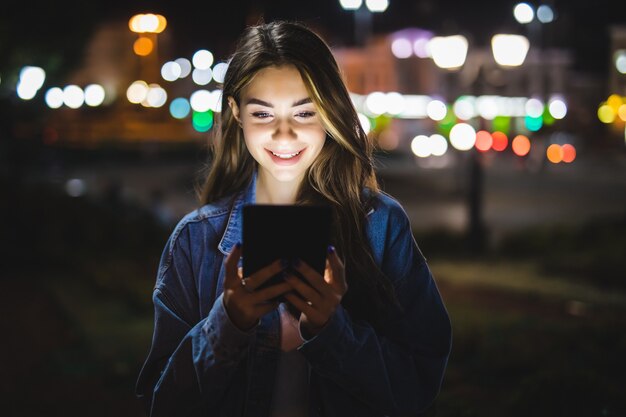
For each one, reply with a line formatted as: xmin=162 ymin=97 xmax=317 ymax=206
xmin=298 ymin=202 xmax=452 ymax=415
xmin=135 ymin=227 xmax=254 ymax=417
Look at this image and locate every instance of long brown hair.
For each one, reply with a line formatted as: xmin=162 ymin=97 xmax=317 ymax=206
xmin=201 ymin=21 xmax=397 ymax=325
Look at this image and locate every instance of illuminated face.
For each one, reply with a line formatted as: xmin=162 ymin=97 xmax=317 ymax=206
xmin=229 ymin=65 xmax=326 ymax=188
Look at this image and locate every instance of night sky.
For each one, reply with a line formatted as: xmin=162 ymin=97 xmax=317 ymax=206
xmin=2 ymin=0 xmax=625 ymax=81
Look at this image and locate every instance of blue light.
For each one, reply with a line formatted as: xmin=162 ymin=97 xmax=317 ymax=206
xmin=170 ymin=97 xmax=191 ymax=119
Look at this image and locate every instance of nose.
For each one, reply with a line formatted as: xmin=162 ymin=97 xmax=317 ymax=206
xmin=271 ymin=117 xmax=296 ymax=141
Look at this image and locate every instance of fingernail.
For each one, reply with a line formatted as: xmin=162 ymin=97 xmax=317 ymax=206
xmin=327 ymin=245 xmax=335 ymax=254
xmin=281 ymin=258 xmax=290 ymax=268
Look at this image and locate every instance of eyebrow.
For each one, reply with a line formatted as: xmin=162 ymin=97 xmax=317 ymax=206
xmin=244 ymin=97 xmax=312 ymax=107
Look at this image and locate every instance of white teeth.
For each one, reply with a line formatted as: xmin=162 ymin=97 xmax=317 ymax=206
xmin=271 ymin=151 xmax=300 ymax=159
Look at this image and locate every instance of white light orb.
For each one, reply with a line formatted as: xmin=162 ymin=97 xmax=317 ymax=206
xmin=513 ymin=3 xmax=534 ymax=24
xmin=364 ymin=92 xmax=388 ymax=115
xmin=430 ymin=134 xmax=448 ymax=156
xmin=65 ymin=178 xmax=86 ymax=197
xmin=411 ymin=135 xmax=431 ymax=157
xmin=491 ymin=34 xmax=529 ymax=66
xmin=386 ymin=92 xmax=405 ymax=115
xmin=208 ymin=89 xmax=223 ymax=112
xmin=192 ymin=68 xmax=213 ymax=85
xmin=190 ymin=90 xmax=212 ymax=112
xmin=536 ymin=5 xmax=554 ymax=23
xmin=426 ymin=99 xmax=447 ymax=121
xmin=146 ymin=85 xmax=167 ymax=108
xmin=525 ymin=98 xmax=544 ymax=117
xmin=548 ymin=98 xmax=567 ymax=119
xmin=366 ymin=0 xmax=389 ymax=13
xmin=175 ymin=58 xmax=192 ymax=78
xmin=428 ymin=35 xmax=468 ymax=69
xmin=476 ymin=96 xmax=498 ymax=120
xmin=16 ymin=82 xmax=38 ymax=100
xmin=19 ymin=66 xmax=46 ymax=90
xmin=212 ymin=62 xmax=229 ymax=83
xmin=449 ymin=123 xmax=476 ymax=151
xmin=339 ymin=0 xmax=362 ymax=10
xmin=45 ymin=87 xmax=64 ymax=108
xmin=63 ymin=85 xmax=85 ymax=109
xmin=192 ymin=49 xmax=214 ymax=70
xmin=413 ymin=38 xmax=431 ymax=58
xmin=453 ymin=96 xmax=476 ymax=120
xmin=127 ymin=80 xmax=149 ymax=104
xmin=615 ymin=51 xmax=626 ymax=74
xmin=161 ymin=61 xmax=182 ymax=82
xmin=84 ymin=84 xmax=105 ymax=106
xmin=391 ymin=38 xmax=413 ymax=59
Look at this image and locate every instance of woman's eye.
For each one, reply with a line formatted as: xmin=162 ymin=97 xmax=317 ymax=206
xmin=296 ymin=111 xmax=316 ymax=119
xmin=252 ymin=112 xmax=272 ymax=119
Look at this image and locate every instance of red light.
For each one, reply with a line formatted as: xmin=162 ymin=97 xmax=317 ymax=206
xmin=491 ymin=131 xmax=508 ymax=152
xmin=512 ymin=135 xmax=531 ymax=156
xmin=475 ymin=130 xmax=493 ymax=152
xmin=562 ymin=144 xmax=576 ymax=163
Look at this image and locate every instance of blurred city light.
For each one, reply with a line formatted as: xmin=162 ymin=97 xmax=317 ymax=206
xmin=16 ymin=66 xmax=46 ymax=100
xmin=365 ymin=0 xmax=389 ymax=12
xmin=525 ymin=98 xmax=544 ymax=117
xmin=429 ymin=35 xmax=468 ymax=69
xmin=453 ymin=96 xmax=477 ymax=120
xmin=364 ymin=92 xmax=387 ymax=115
xmin=45 ymin=87 xmax=64 ymax=108
xmin=145 ymin=84 xmax=167 ymax=108
xmin=475 ymin=130 xmax=493 ymax=152
xmin=413 ymin=38 xmax=431 ymax=58
xmin=546 ymin=144 xmax=563 ymax=163
xmin=561 ymin=144 xmax=576 ymax=163
xmin=84 ymin=84 xmax=105 ymax=107
xmin=525 ymin=115 xmax=543 ymax=131
xmin=65 ymin=179 xmax=86 ymax=197
xmin=129 ymin=14 xmax=167 ymax=33
xmin=548 ymin=97 xmax=567 ymax=119
xmin=192 ymin=110 xmax=214 ymax=132
xmin=133 ymin=37 xmax=154 ymax=56
xmin=127 ymin=80 xmax=149 ymax=104
xmin=192 ymin=68 xmax=213 ymax=86
xmin=618 ymin=104 xmax=626 ymax=122
xmin=491 ymin=131 xmax=508 ymax=151
xmin=491 ymin=34 xmax=529 ymax=66
xmin=512 ymin=134 xmax=531 ymax=156
xmin=357 ymin=113 xmax=371 ymax=134
xmin=411 ymin=135 xmax=431 ymax=157
xmin=429 ymin=134 xmax=448 ymax=156
xmin=477 ymin=96 xmax=498 ymax=120
xmin=212 ymin=62 xmax=229 ymax=83
xmin=339 ymin=0 xmax=362 ymax=10
xmin=385 ymin=92 xmax=405 ymax=115
xmin=175 ymin=58 xmax=192 ymax=78
xmin=391 ymin=38 xmax=413 ymax=59
xmin=63 ymin=85 xmax=85 ymax=109
xmin=427 ymin=99 xmax=447 ymax=121
xmin=397 ymin=95 xmax=430 ymax=118
xmin=607 ymin=94 xmax=623 ymax=111
xmin=449 ymin=123 xmax=476 ymax=150
xmin=192 ymin=49 xmax=214 ymax=70
xmin=536 ymin=5 xmax=555 ymax=23
xmin=170 ymin=97 xmax=191 ymax=119
xmin=597 ymin=104 xmax=615 ymax=124
xmin=161 ymin=61 xmax=182 ymax=82
xmin=615 ymin=51 xmax=626 ymax=74
xmin=513 ymin=3 xmax=534 ymax=24
xmin=190 ymin=90 xmax=212 ymax=112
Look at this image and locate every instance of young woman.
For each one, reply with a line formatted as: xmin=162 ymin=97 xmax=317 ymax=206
xmin=136 ymin=21 xmax=452 ymax=417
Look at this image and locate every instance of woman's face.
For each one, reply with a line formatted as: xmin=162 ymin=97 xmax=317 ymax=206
xmin=229 ymin=65 xmax=326 ymax=187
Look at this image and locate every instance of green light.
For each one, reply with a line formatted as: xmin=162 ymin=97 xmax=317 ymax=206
xmin=542 ymin=106 xmax=555 ymax=126
xmin=192 ymin=110 xmax=214 ymax=132
xmin=525 ymin=115 xmax=543 ymax=132
xmin=493 ymin=116 xmax=510 ymax=135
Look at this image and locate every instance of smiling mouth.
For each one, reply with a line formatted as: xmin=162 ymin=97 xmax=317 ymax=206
xmin=268 ymin=150 xmax=303 ymax=159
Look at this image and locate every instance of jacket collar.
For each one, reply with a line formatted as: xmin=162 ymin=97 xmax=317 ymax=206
xmin=217 ymin=172 xmax=257 ymax=256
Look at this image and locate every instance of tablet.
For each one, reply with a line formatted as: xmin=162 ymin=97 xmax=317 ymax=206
xmin=242 ymin=204 xmax=332 ymax=289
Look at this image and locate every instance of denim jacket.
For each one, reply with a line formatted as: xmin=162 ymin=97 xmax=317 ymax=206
xmin=136 ymin=175 xmax=452 ymax=417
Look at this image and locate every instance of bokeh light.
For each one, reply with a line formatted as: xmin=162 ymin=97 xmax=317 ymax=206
xmin=491 ymin=131 xmax=508 ymax=151
xmin=525 ymin=98 xmax=544 ymax=117
xmin=129 ymin=14 xmax=167 ymax=34
xmin=134 ymin=37 xmax=154 ymax=56
xmin=161 ymin=61 xmax=182 ymax=82
xmin=546 ymin=144 xmax=563 ymax=163
xmin=192 ymin=49 xmax=214 ymax=70
xmin=597 ymin=104 xmax=615 ymax=124
xmin=475 ymin=130 xmax=493 ymax=152
xmin=357 ymin=113 xmax=372 ymax=134
xmin=391 ymin=38 xmax=413 ymax=59
xmin=145 ymin=84 xmax=167 ymax=108
xmin=17 ymin=66 xmax=46 ymax=100
xmin=449 ymin=123 xmax=476 ymax=151
xmin=212 ymin=62 xmax=229 ymax=83
xmin=429 ymin=134 xmax=448 ymax=156
xmin=491 ymin=34 xmax=529 ymax=66
xmin=339 ymin=0 xmax=362 ymax=10
xmin=477 ymin=96 xmax=498 ymax=120
xmin=548 ymin=98 xmax=567 ymax=119
xmin=175 ymin=58 xmax=192 ymax=78
xmin=192 ymin=110 xmax=214 ymax=132
xmin=607 ymin=94 xmax=623 ymax=111
xmin=364 ymin=92 xmax=387 ymax=115
xmin=525 ymin=115 xmax=543 ymax=131
xmin=512 ymin=135 xmax=531 ymax=156
xmin=453 ymin=96 xmax=476 ymax=120
xmin=84 ymin=84 xmax=105 ymax=106
xmin=427 ymin=99 xmax=447 ymax=121
xmin=411 ymin=135 xmax=431 ymax=157
xmin=366 ymin=0 xmax=389 ymax=12
xmin=615 ymin=51 xmax=626 ymax=74
xmin=536 ymin=5 xmax=554 ymax=23
xmin=190 ymin=90 xmax=212 ymax=112
xmin=561 ymin=144 xmax=576 ymax=163
xmin=127 ymin=80 xmax=149 ymax=104
xmin=428 ymin=35 xmax=468 ymax=69
xmin=513 ymin=3 xmax=534 ymax=24
xmin=192 ymin=68 xmax=213 ymax=86
xmin=170 ymin=98 xmax=191 ymax=119
xmin=385 ymin=92 xmax=405 ymax=115
xmin=63 ymin=85 xmax=85 ymax=109
xmin=413 ymin=38 xmax=431 ymax=58
xmin=618 ymin=104 xmax=626 ymax=122
xmin=65 ymin=179 xmax=86 ymax=197
xmin=45 ymin=87 xmax=64 ymax=108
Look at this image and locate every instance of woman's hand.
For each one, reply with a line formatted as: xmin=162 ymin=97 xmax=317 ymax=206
xmin=283 ymin=246 xmax=347 ymax=336
xmin=223 ymin=243 xmax=292 ymax=331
